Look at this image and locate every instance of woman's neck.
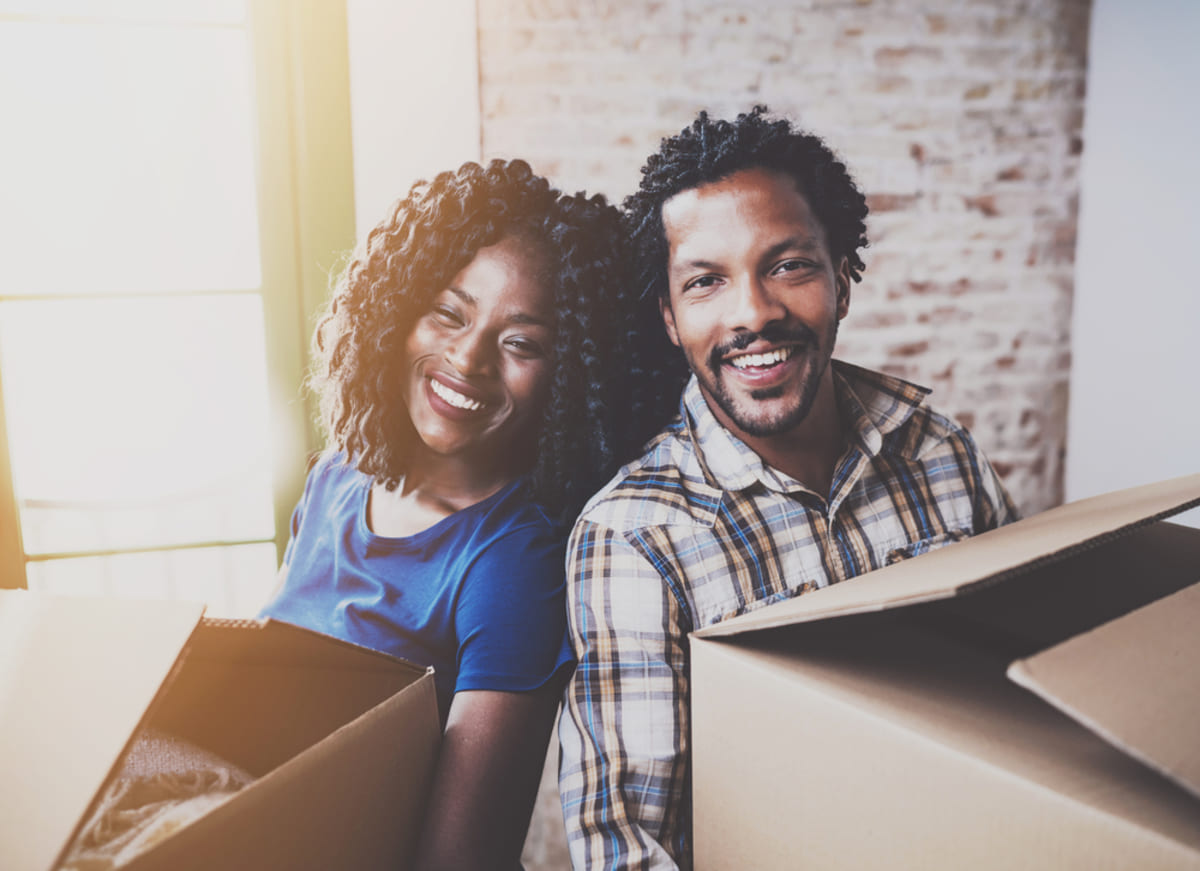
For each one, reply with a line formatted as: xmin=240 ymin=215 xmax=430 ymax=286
xmin=402 ymin=441 xmax=528 ymax=508
xmin=367 ymin=445 xmax=528 ymax=538
xmin=398 ymin=465 xmax=510 ymax=513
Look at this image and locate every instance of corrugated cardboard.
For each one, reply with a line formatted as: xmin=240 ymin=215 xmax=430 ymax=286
xmin=0 ymin=592 xmax=440 ymax=871
xmin=691 ymin=473 xmax=1200 ymax=869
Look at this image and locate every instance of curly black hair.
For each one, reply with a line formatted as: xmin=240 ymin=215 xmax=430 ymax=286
xmin=622 ymin=106 xmax=871 ymax=421
xmin=312 ymin=158 xmax=648 ymax=523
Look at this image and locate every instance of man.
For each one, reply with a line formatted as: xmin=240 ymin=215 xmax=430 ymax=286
xmin=557 ymin=107 xmax=1017 ymax=870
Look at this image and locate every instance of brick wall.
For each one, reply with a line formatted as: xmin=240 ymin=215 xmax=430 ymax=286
xmin=479 ymin=0 xmax=1091 ymax=517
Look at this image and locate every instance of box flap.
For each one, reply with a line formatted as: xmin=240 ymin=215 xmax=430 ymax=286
xmin=121 ymin=671 xmax=441 ymax=871
xmin=1008 ymin=582 xmax=1200 ymax=801
xmin=0 ymin=591 xmax=206 ymax=871
xmin=694 ymin=472 xmax=1200 ymax=639
xmin=149 ymin=617 xmax=430 ymax=777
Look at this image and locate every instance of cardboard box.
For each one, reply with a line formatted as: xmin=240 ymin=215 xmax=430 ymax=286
xmin=691 ymin=473 xmax=1200 ymax=869
xmin=0 ymin=594 xmax=440 ymax=871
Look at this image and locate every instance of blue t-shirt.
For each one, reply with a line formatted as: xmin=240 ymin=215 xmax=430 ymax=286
xmin=260 ymin=452 xmax=574 ymax=718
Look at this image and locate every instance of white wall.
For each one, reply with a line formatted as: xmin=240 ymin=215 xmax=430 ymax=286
xmin=345 ymin=0 xmax=480 ymax=240
xmin=1067 ymin=0 xmax=1200 ymax=526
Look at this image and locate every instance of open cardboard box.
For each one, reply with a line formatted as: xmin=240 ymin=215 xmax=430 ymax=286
xmin=0 ymin=595 xmax=440 ymax=871
xmin=691 ymin=473 xmax=1200 ymax=870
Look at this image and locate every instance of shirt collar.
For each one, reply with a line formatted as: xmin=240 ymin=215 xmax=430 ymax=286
xmin=681 ymin=375 xmax=764 ymax=492
xmin=682 ymin=360 xmax=932 ymax=493
xmin=831 ymin=360 xmax=931 ymax=456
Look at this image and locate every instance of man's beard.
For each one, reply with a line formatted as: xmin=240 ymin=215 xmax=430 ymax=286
xmin=693 ymin=320 xmax=836 ymax=439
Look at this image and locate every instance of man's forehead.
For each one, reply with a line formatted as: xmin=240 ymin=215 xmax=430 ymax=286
xmin=661 ymin=167 xmax=827 ymax=263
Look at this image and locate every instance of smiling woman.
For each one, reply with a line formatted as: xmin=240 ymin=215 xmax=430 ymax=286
xmin=397 ymin=236 xmax=556 ymax=494
xmin=257 ymin=159 xmax=646 ymax=870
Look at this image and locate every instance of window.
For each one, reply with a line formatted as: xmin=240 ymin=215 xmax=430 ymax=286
xmin=0 ymin=0 xmax=355 ymax=616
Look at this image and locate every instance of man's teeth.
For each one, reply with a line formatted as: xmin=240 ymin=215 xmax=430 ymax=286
xmin=430 ymin=378 xmax=483 ymax=410
xmin=729 ymin=347 xmax=794 ymax=369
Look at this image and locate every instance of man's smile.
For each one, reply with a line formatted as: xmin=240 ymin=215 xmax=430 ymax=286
xmin=726 ymin=346 xmax=796 ymax=370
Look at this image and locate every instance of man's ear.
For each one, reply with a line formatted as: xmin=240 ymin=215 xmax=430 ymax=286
xmin=659 ymin=293 xmax=681 ymax=347
xmin=835 ymin=257 xmax=851 ymax=321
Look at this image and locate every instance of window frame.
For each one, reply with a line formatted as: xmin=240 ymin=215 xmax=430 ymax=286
xmin=0 ymin=0 xmax=355 ymax=592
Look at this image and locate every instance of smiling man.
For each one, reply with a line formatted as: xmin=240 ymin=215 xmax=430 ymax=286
xmin=558 ymin=108 xmax=1017 ymax=870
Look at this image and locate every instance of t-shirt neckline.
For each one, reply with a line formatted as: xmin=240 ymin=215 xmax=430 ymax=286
xmin=355 ymin=474 xmax=523 ymax=550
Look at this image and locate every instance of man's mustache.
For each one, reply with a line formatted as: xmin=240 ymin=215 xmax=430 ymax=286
xmin=709 ymin=323 xmax=819 ymax=369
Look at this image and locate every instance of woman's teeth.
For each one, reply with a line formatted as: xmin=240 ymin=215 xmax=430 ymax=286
xmin=430 ymin=378 xmax=483 ymax=411
xmin=729 ymin=347 xmax=794 ymax=369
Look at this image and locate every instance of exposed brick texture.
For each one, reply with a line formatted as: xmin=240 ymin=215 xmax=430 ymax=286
xmin=487 ymin=2 xmax=1093 ymax=865
xmin=480 ymin=0 xmax=1090 ymax=519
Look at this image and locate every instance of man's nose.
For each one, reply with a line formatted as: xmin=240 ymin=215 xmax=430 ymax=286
xmin=729 ymin=275 xmax=787 ymax=332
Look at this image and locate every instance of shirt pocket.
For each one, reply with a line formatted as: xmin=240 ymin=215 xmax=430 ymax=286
xmin=884 ymin=528 xmax=971 ymax=566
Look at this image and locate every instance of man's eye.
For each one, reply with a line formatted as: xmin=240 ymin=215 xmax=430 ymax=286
xmin=774 ymin=259 xmax=810 ymax=274
xmin=684 ymin=275 xmax=720 ymax=292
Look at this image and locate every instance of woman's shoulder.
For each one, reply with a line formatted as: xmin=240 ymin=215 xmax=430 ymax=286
xmin=466 ymin=479 xmax=561 ymax=542
xmin=455 ymin=482 xmax=564 ymax=586
xmin=304 ymin=449 xmax=365 ymax=489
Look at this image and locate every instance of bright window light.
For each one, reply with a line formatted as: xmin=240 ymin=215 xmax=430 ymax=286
xmin=0 ymin=3 xmax=281 ymax=616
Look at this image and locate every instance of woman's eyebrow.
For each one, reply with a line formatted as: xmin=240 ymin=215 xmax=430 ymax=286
xmin=447 ymin=286 xmax=550 ymax=328
xmin=447 ymin=286 xmax=477 ymax=306
xmin=508 ymin=311 xmax=551 ymax=328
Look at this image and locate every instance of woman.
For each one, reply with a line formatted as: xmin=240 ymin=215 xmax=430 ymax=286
xmin=260 ymin=159 xmax=644 ymax=869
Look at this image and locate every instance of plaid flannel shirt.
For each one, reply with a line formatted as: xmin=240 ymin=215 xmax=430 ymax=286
xmin=558 ymin=361 xmax=1017 ymax=870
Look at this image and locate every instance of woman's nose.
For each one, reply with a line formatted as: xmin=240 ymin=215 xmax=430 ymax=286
xmin=445 ymin=329 xmax=496 ymax=377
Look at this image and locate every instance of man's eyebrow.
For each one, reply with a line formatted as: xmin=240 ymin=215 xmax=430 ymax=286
xmin=763 ymin=237 xmax=824 ymax=261
xmin=669 ymin=237 xmax=825 ymax=275
xmin=669 ymin=258 xmax=724 ymax=275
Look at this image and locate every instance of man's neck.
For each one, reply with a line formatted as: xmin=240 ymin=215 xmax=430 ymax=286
xmin=736 ymin=371 xmax=846 ymax=499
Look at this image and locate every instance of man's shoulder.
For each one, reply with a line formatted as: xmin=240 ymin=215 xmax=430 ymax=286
xmin=836 ymin=362 xmax=981 ymax=461
xmin=884 ymin=395 xmax=982 ymax=462
xmin=575 ymin=419 xmax=722 ymax=534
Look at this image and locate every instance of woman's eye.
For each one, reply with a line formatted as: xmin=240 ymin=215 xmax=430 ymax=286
xmin=432 ymin=305 xmax=463 ymax=326
xmin=506 ymin=337 xmax=546 ymax=358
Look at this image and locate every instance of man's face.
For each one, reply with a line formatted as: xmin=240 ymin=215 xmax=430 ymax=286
xmin=659 ymin=167 xmax=850 ymax=441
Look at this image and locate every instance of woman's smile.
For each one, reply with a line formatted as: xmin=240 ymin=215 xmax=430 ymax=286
xmin=428 ymin=373 xmax=487 ymax=413
xmin=401 ymin=235 xmax=556 ymax=471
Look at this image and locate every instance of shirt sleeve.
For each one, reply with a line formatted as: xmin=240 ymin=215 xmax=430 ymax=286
xmin=950 ymin=426 xmax=1020 ymax=530
xmin=453 ymin=523 xmax=573 ymax=694
xmin=558 ymin=518 xmax=692 ymax=870
xmin=280 ymin=451 xmax=329 ymax=570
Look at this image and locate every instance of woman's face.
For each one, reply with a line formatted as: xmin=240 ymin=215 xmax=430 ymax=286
xmin=401 ymin=235 xmax=556 ymax=471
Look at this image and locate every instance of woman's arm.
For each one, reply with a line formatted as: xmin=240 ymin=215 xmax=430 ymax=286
xmin=413 ymin=685 xmax=561 ymax=871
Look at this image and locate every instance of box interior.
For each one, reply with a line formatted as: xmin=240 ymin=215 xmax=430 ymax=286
xmin=909 ymin=520 xmax=1200 ymax=657
xmin=145 ymin=618 xmax=427 ymax=777
xmin=60 ymin=618 xmax=437 ymax=871
xmin=1009 ymin=580 xmax=1200 ymax=802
